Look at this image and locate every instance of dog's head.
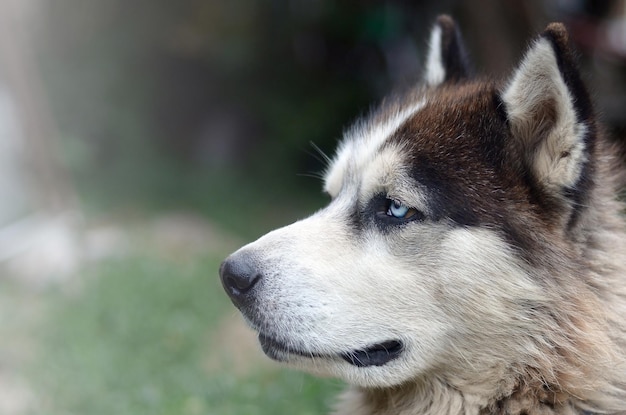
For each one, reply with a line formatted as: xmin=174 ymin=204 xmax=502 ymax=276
xmin=220 ymin=16 xmax=602 ymax=388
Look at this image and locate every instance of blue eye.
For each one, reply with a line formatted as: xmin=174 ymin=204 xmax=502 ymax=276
xmin=387 ymin=200 xmax=410 ymax=218
xmin=373 ymin=196 xmax=424 ymax=228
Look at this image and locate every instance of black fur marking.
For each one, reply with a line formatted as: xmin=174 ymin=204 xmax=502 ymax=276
xmin=542 ymin=25 xmax=593 ymax=124
xmin=436 ymin=15 xmax=472 ymax=84
xmin=492 ymin=93 xmax=510 ymax=128
xmin=411 ymin=159 xmax=480 ymax=227
xmin=541 ymin=24 xmax=597 ymax=230
xmin=347 ymin=201 xmax=365 ymax=234
xmin=363 ymin=194 xmax=392 ymax=233
xmin=499 ymin=220 xmax=537 ymax=259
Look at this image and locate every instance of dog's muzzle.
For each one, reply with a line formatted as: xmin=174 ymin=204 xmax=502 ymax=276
xmin=219 ymin=252 xmax=405 ymax=368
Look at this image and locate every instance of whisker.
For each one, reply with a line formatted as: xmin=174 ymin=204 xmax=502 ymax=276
xmin=296 ymin=172 xmax=326 ymax=181
xmin=310 ymin=141 xmax=331 ymax=165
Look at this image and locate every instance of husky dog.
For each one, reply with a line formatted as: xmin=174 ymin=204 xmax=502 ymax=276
xmin=219 ymin=16 xmax=626 ymax=415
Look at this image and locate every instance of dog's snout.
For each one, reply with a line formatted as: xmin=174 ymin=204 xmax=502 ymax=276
xmin=219 ymin=254 xmax=262 ymax=307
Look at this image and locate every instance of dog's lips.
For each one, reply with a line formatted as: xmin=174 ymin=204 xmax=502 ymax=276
xmin=258 ymin=333 xmax=403 ymax=367
xmin=258 ymin=333 xmax=326 ymax=361
xmin=340 ymin=340 xmax=404 ymax=367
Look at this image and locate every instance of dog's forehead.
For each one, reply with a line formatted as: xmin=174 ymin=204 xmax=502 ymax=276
xmin=324 ymin=82 xmax=503 ymax=199
xmin=323 ymin=96 xmax=427 ymax=198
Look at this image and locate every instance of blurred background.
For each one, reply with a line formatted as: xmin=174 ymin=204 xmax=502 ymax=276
xmin=0 ymin=0 xmax=624 ymax=414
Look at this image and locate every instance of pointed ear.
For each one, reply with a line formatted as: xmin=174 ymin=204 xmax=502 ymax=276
xmin=424 ymin=15 xmax=471 ymax=86
xmin=502 ymin=23 xmax=595 ymax=204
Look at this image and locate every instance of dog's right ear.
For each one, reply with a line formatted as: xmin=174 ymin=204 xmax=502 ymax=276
xmin=502 ymin=23 xmax=596 ymax=228
xmin=424 ymin=15 xmax=471 ymax=86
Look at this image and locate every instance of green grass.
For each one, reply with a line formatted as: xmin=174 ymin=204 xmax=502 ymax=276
xmin=31 ymin=254 xmax=342 ymax=414
xmin=29 ymin=125 xmax=340 ymax=413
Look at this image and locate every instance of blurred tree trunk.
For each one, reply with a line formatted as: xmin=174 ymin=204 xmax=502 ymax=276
xmin=0 ymin=0 xmax=80 ymax=282
xmin=0 ymin=0 xmax=76 ymax=222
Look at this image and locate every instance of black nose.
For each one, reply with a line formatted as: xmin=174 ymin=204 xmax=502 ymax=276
xmin=219 ymin=254 xmax=262 ymax=307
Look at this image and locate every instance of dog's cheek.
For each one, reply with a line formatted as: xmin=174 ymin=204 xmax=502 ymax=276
xmin=434 ymin=227 xmax=546 ymax=326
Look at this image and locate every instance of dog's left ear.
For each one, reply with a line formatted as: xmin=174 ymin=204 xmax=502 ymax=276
xmin=502 ymin=23 xmax=594 ymax=203
xmin=424 ymin=15 xmax=471 ymax=86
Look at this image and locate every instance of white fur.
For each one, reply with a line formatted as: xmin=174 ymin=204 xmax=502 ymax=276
xmin=224 ymin=21 xmax=626 ymax=415
xmin=233 ymin=152 xmax=551 ymax=390
xmin=324 ymin=100 xmax=425 ymax=198
xmin=425 ymin=25 xmax=445 ymax=86
xmin=502 ymin=38 xmax=587 ymax=192
xmin=239 ymin=175 xmax=453 ymax=387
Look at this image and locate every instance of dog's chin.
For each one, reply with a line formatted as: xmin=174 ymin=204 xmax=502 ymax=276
xmin=258 ymin=333 xmax=404 ymax=368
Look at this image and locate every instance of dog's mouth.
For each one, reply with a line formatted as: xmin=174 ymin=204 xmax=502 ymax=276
xmin=258 ymin=334 xmax=325 ymax=361
xmin=340 ymin=340 xmax=403 ymax=367
xmin=258 ymin=334 xmax=403 ymax=368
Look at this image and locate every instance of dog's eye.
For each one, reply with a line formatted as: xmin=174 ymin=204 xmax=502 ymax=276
xmin=386 ymin=199 xmax=419 ymax=219
xmin=388 ymin=200 xmax=409 ymax=218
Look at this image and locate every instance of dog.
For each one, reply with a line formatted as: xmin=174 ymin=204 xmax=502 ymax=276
xmin=219 ymin=15 xmax=626 ymax=415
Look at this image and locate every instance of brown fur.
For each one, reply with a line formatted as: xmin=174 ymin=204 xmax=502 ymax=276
xmin=219 ymin=17 xmax=626 ymax=415
xmin=330 ymin=20 xmax=626 ymax=415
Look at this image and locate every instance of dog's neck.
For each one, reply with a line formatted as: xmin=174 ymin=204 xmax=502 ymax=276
xmin=332 ymin=379 xmax=597 ymax=415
